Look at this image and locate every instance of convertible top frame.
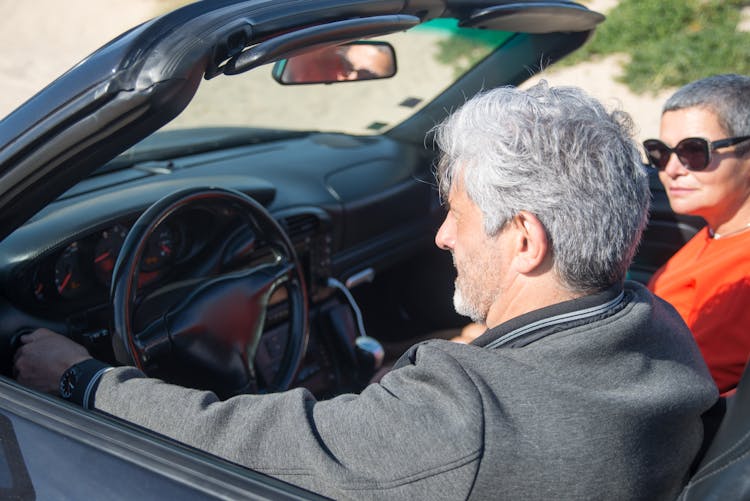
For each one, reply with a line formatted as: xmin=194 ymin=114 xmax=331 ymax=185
xmin=0 ymin=0 xmax=602 ymax=241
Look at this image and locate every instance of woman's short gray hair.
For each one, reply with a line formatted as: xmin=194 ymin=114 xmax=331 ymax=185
xmin=433 ymin=81 xmax=649 ymax=292
xmin=663 ymin=73 xmax=750 ymax=155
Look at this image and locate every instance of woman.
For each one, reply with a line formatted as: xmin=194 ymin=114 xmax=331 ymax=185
xmin=645 ymin=74 xmax=750 ymax=394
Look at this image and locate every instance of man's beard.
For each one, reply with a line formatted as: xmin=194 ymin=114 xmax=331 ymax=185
xmin=453 ymin=278 xmax=487 ymax=324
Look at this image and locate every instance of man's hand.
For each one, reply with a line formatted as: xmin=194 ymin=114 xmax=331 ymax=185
xmin=13 ymin=328 xmax=92 ymax=394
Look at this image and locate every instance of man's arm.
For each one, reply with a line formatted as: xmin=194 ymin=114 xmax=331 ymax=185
xmin=14 ymin=332 xmax=484 ymax=498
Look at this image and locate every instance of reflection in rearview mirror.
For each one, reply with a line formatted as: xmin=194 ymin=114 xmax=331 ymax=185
xmin=272 ymin=42 xmax=396 ymax=85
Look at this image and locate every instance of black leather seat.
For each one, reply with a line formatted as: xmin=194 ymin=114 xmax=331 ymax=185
xmin=678 ymin=362 xmax=750 ymax=500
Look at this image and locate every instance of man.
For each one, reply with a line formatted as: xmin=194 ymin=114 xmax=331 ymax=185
xmin=15 ymin=82 xmax=717 ymax=500
xmin=644 ymin=74 xmax=750 ymax=394
xmin=339 ymin=43 xmax=394 ymax=80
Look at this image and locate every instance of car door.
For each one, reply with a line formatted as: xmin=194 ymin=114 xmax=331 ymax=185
xmin=0 ymin=380 xmax=324 ymax=499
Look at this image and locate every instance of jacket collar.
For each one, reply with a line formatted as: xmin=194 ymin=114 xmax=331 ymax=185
xmin=473 ymin=283 xmax=626 ymax=349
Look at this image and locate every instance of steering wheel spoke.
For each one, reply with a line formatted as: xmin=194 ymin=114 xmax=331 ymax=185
xmin=132 ymin=315 xmax=171 ymax=367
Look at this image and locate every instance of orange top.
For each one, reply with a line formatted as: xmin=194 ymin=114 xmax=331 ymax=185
xmin=648 ymin=226 xmax=750 ymax=393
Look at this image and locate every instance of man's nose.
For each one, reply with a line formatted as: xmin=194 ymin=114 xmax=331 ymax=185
xmin=435 ymin=217 xmax=455 ymax=250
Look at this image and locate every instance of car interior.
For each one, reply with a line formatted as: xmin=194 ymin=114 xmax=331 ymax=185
xmin=0 ymin=0 xmax=745 ymax=497
xmin=0 ymin=2 xmax=605 ymax=401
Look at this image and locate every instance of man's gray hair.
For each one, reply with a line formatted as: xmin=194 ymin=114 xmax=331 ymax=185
xmin=433 ymin=81 xmax=649 ymax=292
xmin=663 ymin=73 xmax=750 ymax=155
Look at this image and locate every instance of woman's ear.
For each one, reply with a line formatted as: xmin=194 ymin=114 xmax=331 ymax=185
xmin=510 ymin=211 xmax=549 ymax=274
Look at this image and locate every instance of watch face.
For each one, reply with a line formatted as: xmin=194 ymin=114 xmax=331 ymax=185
xmin=59 ymin=367 xmax=79 ymax=399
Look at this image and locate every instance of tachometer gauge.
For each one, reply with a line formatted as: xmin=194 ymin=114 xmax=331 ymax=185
xmin=54 ymin=242 xmax=88 ymax=299
xmin=94 ymin=223 xmax=128 ymax=285
xmin=141 ymin=224 xmax=176 ymax=272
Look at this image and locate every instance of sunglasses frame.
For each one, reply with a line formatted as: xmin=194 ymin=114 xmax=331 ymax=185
xmin=643 ymin=135 xmax=750 ymax=171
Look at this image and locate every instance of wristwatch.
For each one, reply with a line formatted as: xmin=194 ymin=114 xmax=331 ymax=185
xmin=57 ymin=358 xmax=113 ymax=408
xmin=59 ymin=363 xmax=82 ymax=400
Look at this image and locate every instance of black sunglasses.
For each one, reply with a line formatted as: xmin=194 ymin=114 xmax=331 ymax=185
xmin=643 ymin=135 xmax=750 ymax=171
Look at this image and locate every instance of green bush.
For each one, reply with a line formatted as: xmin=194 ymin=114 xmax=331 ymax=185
xmin=565 ymin=0 xmax=750 ymax=93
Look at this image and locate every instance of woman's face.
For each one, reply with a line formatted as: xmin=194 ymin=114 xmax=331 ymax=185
xmin=658 ymin=107 xmax=750 ymax=226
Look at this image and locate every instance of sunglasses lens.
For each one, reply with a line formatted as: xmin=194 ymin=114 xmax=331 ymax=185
xmin=675 ymin=138 xmax=709 ymax=171
xmin=643 ymin=138 xmax=711 ymax=171
xmin=643 ymin=140 xmax=671 ymax=169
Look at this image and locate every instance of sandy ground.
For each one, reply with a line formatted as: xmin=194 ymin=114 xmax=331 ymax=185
xmin=0 ymin=0 xmax=669 ymax=141
xmin=523 ymin=55 xmax=672 ymax=141
xmin=0 ymin=0 xmax=169 ymax=118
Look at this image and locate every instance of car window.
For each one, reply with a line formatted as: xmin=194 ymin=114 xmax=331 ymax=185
xmin=166 ymin=19 xmax=514 ymax=135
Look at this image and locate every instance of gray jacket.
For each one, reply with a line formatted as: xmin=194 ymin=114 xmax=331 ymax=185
xmin=94 ymin=281 xmax=718 ymax=500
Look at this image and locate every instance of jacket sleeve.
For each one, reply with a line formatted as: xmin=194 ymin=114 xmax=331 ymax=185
xmin=93 ymin=342 xmax=484 ymax=499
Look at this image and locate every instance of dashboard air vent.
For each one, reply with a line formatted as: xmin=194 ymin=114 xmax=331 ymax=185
xmin=281 ymin=213 xmax=320 ymax=241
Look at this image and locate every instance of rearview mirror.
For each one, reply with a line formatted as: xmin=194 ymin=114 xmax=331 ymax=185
xmin=272 ymin=41 xmax=396 ymax=85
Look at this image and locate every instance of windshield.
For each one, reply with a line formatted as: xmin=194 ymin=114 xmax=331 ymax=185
xmin=165 ymin=19 xmax=514 ymax=136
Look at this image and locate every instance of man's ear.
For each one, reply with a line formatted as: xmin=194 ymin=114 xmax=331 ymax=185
xmin=509 ymin=211 xmax=549 ymax=274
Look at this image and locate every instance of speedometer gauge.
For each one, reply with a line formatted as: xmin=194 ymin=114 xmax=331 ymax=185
xmin=94 ymin=223 xmax=128 ymax=285
xmin=54 ymin=242 xmax=89 ymax=299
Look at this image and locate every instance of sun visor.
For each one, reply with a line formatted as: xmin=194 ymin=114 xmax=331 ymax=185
xmin=460 ymin=3 xmax=605 ymax=33
xmin=223 ymin=15 xmax=420 ymax=76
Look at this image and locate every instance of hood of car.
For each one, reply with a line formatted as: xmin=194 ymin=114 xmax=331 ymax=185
xmin=0 ymin=0 xmax=603 ymax=241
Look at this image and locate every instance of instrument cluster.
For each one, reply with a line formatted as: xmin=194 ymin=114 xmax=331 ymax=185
xmin=32 ymin=220 xmax=183 ymax=304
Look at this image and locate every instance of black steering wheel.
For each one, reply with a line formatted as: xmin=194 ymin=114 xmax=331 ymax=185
xmin=110 ymin=187 xmax=308 ymax=398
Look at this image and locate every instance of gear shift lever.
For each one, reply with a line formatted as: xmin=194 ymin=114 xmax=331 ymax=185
xmin=355 ymin=335 xmax=384 ymax=372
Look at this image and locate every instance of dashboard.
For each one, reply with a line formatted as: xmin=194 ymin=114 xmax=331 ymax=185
xmin=0 ymin=131 xmax=441 ymax=397
xmin=13 ymin=202 xmax=332 ymax=317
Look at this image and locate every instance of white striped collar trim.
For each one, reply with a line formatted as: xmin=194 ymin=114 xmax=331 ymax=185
xmin=485 ymin=291 xmax=625 ymax=349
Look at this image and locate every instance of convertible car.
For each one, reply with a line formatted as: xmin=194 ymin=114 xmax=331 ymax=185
xmin=0 ymin=0 xmax=744 ymax=499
